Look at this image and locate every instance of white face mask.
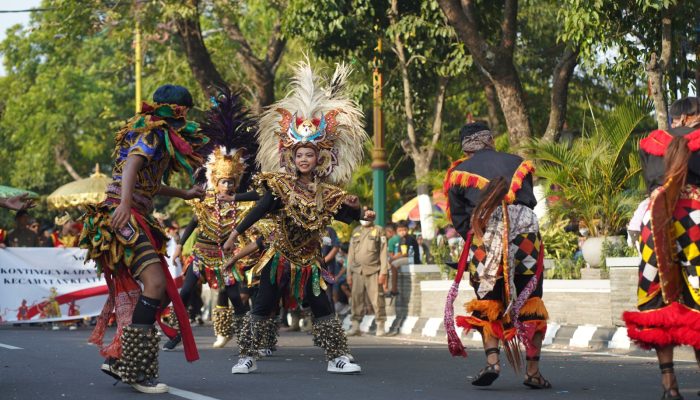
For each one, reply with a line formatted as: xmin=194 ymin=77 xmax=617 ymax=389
xmin=360 ymin=220 xmax=371 ymax=226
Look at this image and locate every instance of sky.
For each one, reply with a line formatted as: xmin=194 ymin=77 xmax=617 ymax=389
xmin=0 ymin=0 xmax=42 ymax=76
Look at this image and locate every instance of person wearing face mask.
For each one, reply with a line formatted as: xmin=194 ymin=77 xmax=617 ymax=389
xmin=625 ymin=97 xmax=700 ymax=400
xmin=346 ymin=208 xmax=388 ymax=336
xmin=222 ymin=62 xmax=371 ymax=375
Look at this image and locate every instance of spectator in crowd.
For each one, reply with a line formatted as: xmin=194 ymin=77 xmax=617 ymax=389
xmin=322 ymin=226 xmax=342 ymax=304
xmin=324 ymin=227 xmax=352 ymax=316
xmin=333 ymin=243 xmax=352 ymax=315
xmin=27 ymin=218 xmax=39 ymax=235
xmin=38 ymin=224 xmax=55 ymax=247
xmin=435 ymin=227 xmax=446 ymax=247
xmin=416 ymin=233 xmax=433 ymax=264
xmin=3 ymin=210 xmax=39 ymax=248
xmin=387 ymin=220 xmax=421 ymax=296
xmin=384 ymin=223 xmax=399 ymax=293
xmin=346 ymin=209 xmax=387 ymax=336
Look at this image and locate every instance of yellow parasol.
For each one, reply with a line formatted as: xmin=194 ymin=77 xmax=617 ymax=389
xmin=47 ymin=164 xmax=112 ymax=210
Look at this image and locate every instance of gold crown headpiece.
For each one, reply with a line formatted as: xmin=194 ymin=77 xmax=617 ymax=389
xmin=205 ymin=146 xmax=247 ymax=188
xmin=54 ymin=212 xmax=71 ymax=226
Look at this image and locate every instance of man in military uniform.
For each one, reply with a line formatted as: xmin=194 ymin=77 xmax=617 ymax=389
xmin=346 ymin=208 xmax=388 ymax=336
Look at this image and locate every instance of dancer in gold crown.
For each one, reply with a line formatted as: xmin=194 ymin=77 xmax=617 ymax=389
xmin=164 ymin=88 xmax=269 ymax=351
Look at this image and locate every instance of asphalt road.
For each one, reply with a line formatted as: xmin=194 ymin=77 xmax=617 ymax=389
xmin=0 ymin=324 xmax=698 ymax=400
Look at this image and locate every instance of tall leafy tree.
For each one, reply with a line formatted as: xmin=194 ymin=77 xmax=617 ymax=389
xmin=559 ymin=0 xmax=700 ymax=130
xmin=437 ymin=0 xmax=581 ymax=146
xmin=170 ymin=0 xmax=287 ymax=113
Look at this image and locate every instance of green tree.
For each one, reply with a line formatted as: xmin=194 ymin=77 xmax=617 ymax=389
xmin=169 ymin=0 xmax=287 ymax=113
xmin=528 ymin=97 xmax=653 ymax=236
xmin=559 ymin=0 xmax=700 ymax=130
xmin=437 ymin=0 xmax=581 ymax=147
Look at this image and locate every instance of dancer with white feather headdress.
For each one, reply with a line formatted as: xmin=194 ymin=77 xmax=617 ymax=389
xmin=223 ymin=61 xmax=372 ymax=374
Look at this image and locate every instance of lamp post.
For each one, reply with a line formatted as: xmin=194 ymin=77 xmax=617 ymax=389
xmin=372 ymin=36 xmax=388 ymax=226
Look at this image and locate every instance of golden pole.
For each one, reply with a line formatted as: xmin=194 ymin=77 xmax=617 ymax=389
xmin=372 ymin=36 xmax=388 ymax=226
xmin=134 ymin=18 xmax=142 ymax=113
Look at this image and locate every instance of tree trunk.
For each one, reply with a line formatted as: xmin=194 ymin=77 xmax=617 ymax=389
xmin=543 ymin=46 xmax=579 ymax=142
xmin=215 ymin=1 xmax=285 ymax=113
xmin=54 ymin=147 xmax=81 ymax=181
xmin=491 ymin=71 xmax=531 ymax=151
xmin=242 ymin=62 xmax=276 ymax=114
xmin=645 ymin=16 xmax=672 ymax=130
xmin=174 ymin=8 xmax=227 ymax=96
xmin=437 ymin=0 xmax=532 ymax=151
xmin=481 ymin=75 xmax=501 ymax=133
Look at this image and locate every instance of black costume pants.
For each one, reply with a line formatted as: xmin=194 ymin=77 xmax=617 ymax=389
xmin=179 ymin=266 xmax=198 ymax=310
xmin=251 ymin=262 xmax=333 ymax=318
xmin=216 ymin=283 xmax=250 ymax=315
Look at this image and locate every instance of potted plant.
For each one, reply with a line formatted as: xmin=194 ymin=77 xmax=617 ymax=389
xmin=529 ymin=97 xmax=652 ymax=268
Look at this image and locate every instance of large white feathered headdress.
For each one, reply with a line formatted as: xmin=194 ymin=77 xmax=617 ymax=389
xmin=257 ymin=61 xmax=367 ymax=185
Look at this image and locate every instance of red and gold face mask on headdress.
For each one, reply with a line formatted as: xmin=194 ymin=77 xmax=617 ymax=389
xmin=276 ymin=109 xmax=341 ymax=178
xmin=257 ymin=61 xmax=367 ymax=185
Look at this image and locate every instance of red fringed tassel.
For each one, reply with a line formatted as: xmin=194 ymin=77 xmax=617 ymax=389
xmin=623 ymin=302 xmax=700 ymax=350
xmin=444 ymin=281 xmax=466 ymax=357
xmin=444 ymin=233 xmax=472 ymax=357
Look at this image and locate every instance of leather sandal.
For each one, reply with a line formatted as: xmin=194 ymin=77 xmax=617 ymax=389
xmin=523 ymin=356 xmax=552 ymax=389
xmin=472 ymin=348 xmax=500 ymax=386
xmin=659 ymin=363 xmax=683 ymax=400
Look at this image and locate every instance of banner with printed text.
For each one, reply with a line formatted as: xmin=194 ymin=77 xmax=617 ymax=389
xmin=0 ymin=246 xmax=181 ymax=323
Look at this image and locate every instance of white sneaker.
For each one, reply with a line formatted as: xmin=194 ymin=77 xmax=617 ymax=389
xmin=100 ymin=360 xmax=121 ymax=381
xmin=258 ymin=348 xmax=273 ymax=357
xmin=212 ymin=335 xmax=231 ymax=348
xmin=345 ymin=353 xmax=356 ymax=363
xmin=327 ymin=356 xmax=361 ymax=374
xmin=231 ymin=357 xmax=257 ymax=374
xmin=130 ymin=379 xmax=169 ymax=394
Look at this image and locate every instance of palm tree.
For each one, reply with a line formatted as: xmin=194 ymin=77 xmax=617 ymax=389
xmin=528 ymin=96 xmax=652 ymax=237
